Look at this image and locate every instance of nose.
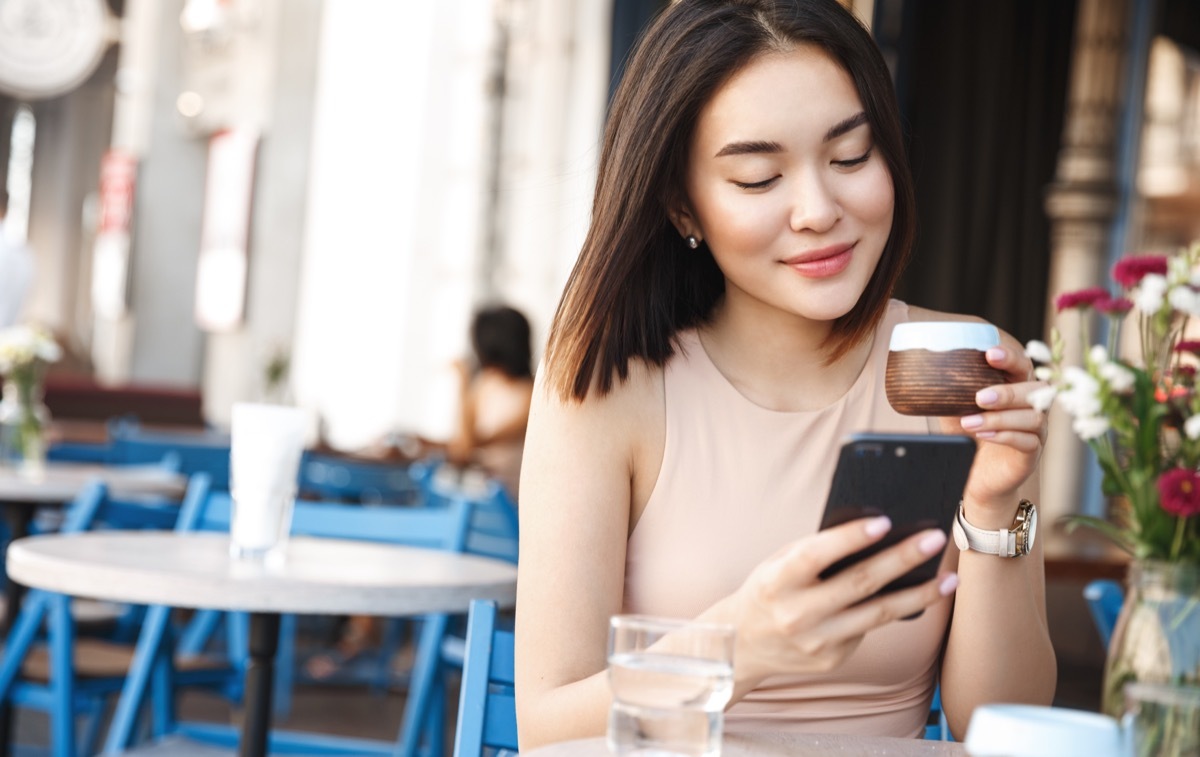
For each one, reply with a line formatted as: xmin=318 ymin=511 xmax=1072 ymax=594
xmin=788 ymin=170 xmax=841 ymax=234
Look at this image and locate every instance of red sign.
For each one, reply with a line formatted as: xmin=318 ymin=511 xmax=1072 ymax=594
xmin=98 ymin=149 xmax=136 ymax=235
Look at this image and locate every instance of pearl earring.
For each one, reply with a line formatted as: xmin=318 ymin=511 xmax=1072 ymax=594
xmin=686 ymin=235 xmax=699 ymax=249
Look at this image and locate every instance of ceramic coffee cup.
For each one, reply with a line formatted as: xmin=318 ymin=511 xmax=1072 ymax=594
xmin=963 ymin=703 xmax=1128 ymax=757
xmin=886 ymin=322 xmax=1006 ymax=417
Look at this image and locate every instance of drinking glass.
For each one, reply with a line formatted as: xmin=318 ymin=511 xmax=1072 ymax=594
xmin=606 ymin=614 xmax=736 ymax=757
xmin=229 ymin=402 xmax=310 ymax=561
xmin=1123 ymin=683 xmax=1200 ymax=757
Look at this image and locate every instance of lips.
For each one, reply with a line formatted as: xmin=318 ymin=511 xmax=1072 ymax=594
xmin=784 ymin=243 xmax=854 ymax=279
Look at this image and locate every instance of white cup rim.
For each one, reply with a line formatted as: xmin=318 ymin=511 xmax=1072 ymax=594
xmin=889 ymin=321 xmax=1000 ymax=352
xmin=964 ymin=704 xmax=1122 ymax=756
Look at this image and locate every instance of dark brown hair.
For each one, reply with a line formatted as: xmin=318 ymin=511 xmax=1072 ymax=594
xmin=545 ymin=0 xmax=915 ymax=401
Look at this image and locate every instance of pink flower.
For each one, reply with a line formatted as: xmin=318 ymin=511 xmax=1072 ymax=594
xmin=1175 ymin=341 xmax=1200 ymax=355
xmin=1112 ymin=255 xmax=1169 ymax=288
xmin=1095 ymin=296 xmax=1133 ymax=315
xmin=1158 ymin=468 xmax=1200 ymax=517
xmin=1056 ymin=287 xmax=1110 ymax=312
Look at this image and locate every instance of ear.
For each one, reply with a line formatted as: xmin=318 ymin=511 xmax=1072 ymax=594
xmin=667 ymin=199 xmax=700 ymax=241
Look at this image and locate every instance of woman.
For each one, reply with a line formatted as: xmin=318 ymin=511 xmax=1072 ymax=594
xmin=446 ymin=305 xmax=535 ymax=499
xmin=515 ymin=0 xmax=1055 ymax=749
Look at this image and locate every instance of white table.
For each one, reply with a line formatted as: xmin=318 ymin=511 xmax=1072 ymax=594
xmin=7 ymin=531 xmax=519 ymax=757
xmin=523 ymin=732 xmax=967 ymax=756
xmin=0 ymin=462 xmax=186 ymax=623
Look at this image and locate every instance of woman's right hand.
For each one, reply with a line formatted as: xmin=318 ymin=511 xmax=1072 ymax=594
xmin=721 ymin=517 xmax=958 ymax=687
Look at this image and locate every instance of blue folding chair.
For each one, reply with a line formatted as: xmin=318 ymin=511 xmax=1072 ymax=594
xmin=0 ymin=476 xmax=212 ymax=757
xmin=109 ymin=422 xmax=232 ymax=491
xmin=1084 ymin=579 xmax=1124 ymax=647
xmin=102 ymin=490 xmax=474 ymax=756
xmin=452 ymin=600 xmax=517 ymax=757
xmin=298 ymin=452 xmax=422 ymax=505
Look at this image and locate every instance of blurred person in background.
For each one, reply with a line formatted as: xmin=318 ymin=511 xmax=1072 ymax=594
xmin=0 ymin=196 xmax=34 ymax=329
xmin=445 ymin=304 xmax=535 ymax=500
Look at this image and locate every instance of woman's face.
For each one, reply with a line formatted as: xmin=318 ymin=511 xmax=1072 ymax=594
xmin=679 ymin=45 xmax=895 ymax=326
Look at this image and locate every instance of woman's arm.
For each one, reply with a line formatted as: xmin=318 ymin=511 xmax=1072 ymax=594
xmin=936 ymin=329 xmax=1056 ymax=738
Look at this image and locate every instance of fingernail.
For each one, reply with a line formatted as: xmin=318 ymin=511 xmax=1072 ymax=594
xmin=976 ymin=389 xmax=999 ymax=406
xmin=864 ymin=516 xmax=892 ymax=538
xmin=961 ymin=414 xmax=983 ymax=429
xmin=986 ymin=348 xmax=1007 ymax=362
xmin=939 ymin=573 xmax=959 ymax=596
xmin=918 ymin=530 xmax=947 ymax=555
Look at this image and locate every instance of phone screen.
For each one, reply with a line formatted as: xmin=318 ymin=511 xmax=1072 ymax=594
xmin=818 ymin=433 xmax=976 ymax=603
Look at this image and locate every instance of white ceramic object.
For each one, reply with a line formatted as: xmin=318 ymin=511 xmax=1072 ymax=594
xmin=964 ymin=704 xmax=1127 ymax=757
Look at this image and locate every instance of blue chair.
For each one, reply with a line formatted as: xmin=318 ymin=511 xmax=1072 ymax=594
xmin=102 ymin=490 xmax=474 ymax=756
xmin=0 ymin=476 xmax=213 ymax=757
xmin=109 ymin=422 xmax=232 ymax=491
xmin=1084 ymin=579 xmax=1125 ymax=647
xmin=924 ymin=686 xmax=950 ymax=741
xmin=452 ymin=600 xmax=517 ymax=757
xmin=299 ymin=452 xmax=421 ymax=505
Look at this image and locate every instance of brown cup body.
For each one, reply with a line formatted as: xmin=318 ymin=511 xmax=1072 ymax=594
xmin=885 ymin=348 xmax=1007 ymax=416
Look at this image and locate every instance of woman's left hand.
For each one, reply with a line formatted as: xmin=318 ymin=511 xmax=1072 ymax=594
xmin=936 ymin=340 xmax=1047 ymax=509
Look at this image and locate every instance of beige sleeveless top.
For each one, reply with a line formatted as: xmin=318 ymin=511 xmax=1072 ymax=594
xmin=624 ymin=300 xmax=951 ymax=738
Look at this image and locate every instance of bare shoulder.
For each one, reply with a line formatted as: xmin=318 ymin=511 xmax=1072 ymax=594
xmin=905 ymin=305 xmax=1022 ymax=351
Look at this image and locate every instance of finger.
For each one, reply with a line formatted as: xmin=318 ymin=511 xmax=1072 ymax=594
xmin=986 ymin=344 xmax=1034 ymax=381
xmin=975 ymin=380 xmax=1049 ymax=411
xmin=807 ymin=528 xmax=949 ymax=612
xmin=775 ymin=516 xmax=895 ymax=585
xmin=806 ymin=571 xmax=958 ymax=645
xmin=960 ymin=408 xmax=1044 ymax=436
xmin=970 ymin=430 xmax=1043 ymax=452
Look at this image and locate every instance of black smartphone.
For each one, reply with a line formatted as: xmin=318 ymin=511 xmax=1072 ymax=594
xmin=817 ymin=433 xmax=976 ymax=609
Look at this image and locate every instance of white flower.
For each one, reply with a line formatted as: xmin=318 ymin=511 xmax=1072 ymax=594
xmin=1185 ymin=414 xmax=1200 ymax=441
xmin=1058 ymin=366 xmax=1102 ymax=418
xmin=1169 ymin=286 xmax=1200 ymax=317
xmin=1028 ymin=385 xmax=1058 ymax=412
xmin=1169 ymin=254 xmax=1192 ymax=285
xmin=1132 ymin=274 xmax=1168 ymax=314
xmin=1024 ymin=340 xmax=1052 ymax=364
xmin=1034 ymin=366 xmax=1054 ymax=381
xmin=1073 ymin=415 xmax=1111 ymax=440
xmin=0 ymin=325 xmax=61 ymax=374
xmin=1089 ymin=345 xmax=1109 ymax=366
xmin=1099 ymin=361 xmax=1136 ymax=393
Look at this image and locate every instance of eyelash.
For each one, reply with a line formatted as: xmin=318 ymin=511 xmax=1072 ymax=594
xmin=731 ymin=148 xmax=874 ymax=190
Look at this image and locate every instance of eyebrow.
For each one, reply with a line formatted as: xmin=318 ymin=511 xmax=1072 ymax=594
xmin=712 ymin=111 xmax=870 ymax=158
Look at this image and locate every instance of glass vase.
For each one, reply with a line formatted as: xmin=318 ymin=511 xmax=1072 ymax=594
xmin=0 ymin=377 xmax=51 ymax=475
xmin=1102 ymin=560 xmax=1200 ymax=721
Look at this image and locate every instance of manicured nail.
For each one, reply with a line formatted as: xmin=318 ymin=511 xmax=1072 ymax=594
xmin=976 ymin=389 xmax=999 ymax=406
xmin=986 ymin=348 xmax=1007 ymax=363
xmin=918 ymin=530 xmax=947 ymax=555
xmin=865 ymin=516 xmax=892 ymax=538
xmin=939 ymin=573 xmax=959 ymax=596
xmin=961 ymin=414 xmax=983 ymax=429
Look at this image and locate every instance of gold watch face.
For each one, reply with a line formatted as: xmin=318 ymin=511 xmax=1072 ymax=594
xmin=1013 ymin=501 xmax=1037 ymax=556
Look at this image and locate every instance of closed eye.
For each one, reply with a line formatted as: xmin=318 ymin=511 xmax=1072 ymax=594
xmin=833 ymin=148 xmax=873 ymax=168
xmin=731 ymin=176 xmax=779 ymax=190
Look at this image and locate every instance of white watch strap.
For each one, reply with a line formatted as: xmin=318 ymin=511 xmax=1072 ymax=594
xmin=955 ymin=505 xmax=1016 ymax=557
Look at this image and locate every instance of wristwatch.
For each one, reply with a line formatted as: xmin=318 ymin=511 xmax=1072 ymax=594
xmin=952 ymin=500 xmax=1038 ymax=558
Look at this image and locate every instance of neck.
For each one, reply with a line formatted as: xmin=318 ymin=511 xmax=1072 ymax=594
xmin=699 ymin=299 xmax=875 ymax=412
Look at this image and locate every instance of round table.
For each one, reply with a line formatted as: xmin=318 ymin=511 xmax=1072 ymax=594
xmin=0 ymin=462 xmax=186 ymax=624
xmin=522 ymin=732 xmax=966 ymax=756
xmin=7 ymin=531 xmax=519 ymax=757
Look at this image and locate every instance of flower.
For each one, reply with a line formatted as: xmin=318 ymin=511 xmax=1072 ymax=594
xmin=0 ymin=325 xmax=61 ymax=375
xmin=1026 ymin=243 xmax=1200 ymax=564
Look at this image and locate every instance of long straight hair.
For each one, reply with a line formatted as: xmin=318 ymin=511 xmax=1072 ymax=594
xmin=545 ymin=0 xmax=916 ymax=402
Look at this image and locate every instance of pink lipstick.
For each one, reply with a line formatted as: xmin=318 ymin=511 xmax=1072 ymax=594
xmin=784 ymin=243 xmax=854 ymax=279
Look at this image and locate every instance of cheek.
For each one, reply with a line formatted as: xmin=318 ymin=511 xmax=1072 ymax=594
xmin=847 ymin=165 xmax=895 ymax=229
xmin=695 ymin=193 xmax=782 ymax=253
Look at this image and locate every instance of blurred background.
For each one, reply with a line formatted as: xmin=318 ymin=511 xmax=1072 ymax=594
xmin=1 ymin=0 xmax=1199 ymax=520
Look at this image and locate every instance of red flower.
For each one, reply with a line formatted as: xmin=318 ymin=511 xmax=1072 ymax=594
xmin=1055 ymin=287 xmax=1110 ymax=312
xmin=1175 ymin=341 xmax=1200 ymax=355
xmin=1112 ymin=255 xmax=1169 ymax=288
xmin=1158 ymin=468 xmax=1200 ymax=517
xmin=1095 ymin=296 xmax=1133 ymax=315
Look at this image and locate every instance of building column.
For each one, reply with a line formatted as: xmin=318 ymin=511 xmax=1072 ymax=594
xmin=1041 ymin=0 xmax=1132 ymax=524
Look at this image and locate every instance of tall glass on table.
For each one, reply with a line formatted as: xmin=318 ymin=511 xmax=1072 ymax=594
xmin=607 ymin=614 xmax=736 ymax=757
xmin=229 ymin=402 xmax=309 ymax=563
